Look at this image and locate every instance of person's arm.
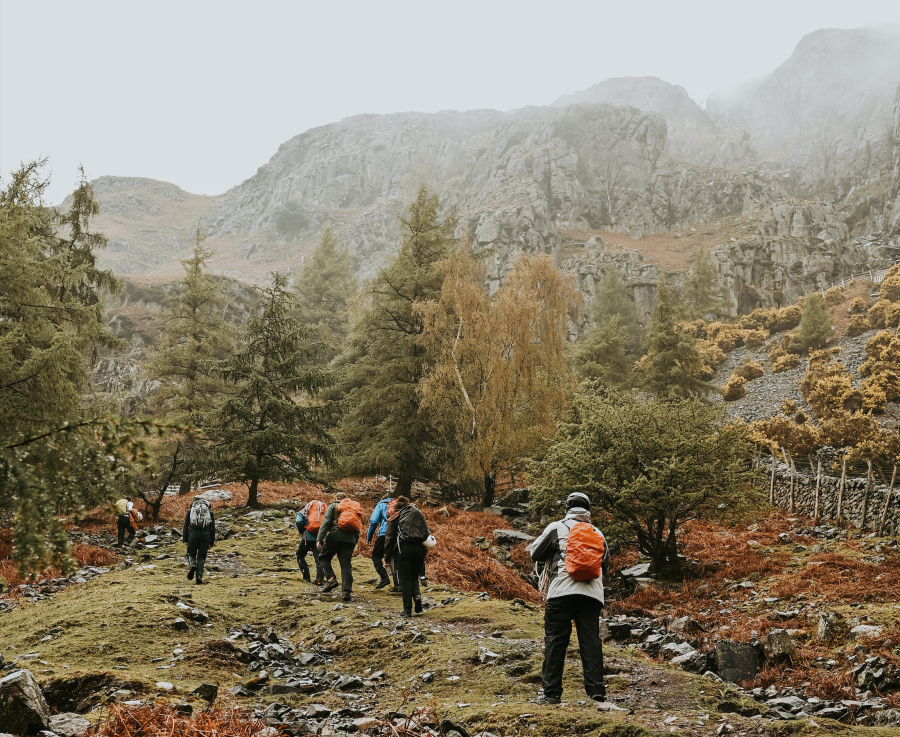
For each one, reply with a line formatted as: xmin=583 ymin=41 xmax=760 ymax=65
xmin=600 ymin=531 xmax=610 ymax=577
xmin=366 ymin=503 xmax=382 ymax=544
xmin=528 ymin=523 xmax=559 ymax=562
xmin=384 ymin=515 xmax=398 ymax=561
xmin=182 ymin=510 xmax=190 ymax=543
xmin=317 ymin=504 xmax=335 ymax=545
xmin=209 ymin=510 xmax=216 ymax=547
xmin=296 ymin=512 xmax=308 ymax=537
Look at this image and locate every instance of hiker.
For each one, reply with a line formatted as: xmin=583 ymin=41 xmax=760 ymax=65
xmin=296 ymin=498 xmax=327 ymax=584
xmin=183 ymin=496 xmax=216 ymax=585
xmin=528 ymin=491 xmax=609 ymax=705
xmin=114 ymin=498 xmax=137 ymax=547
xmin=316 ymin=491 xmax=362 ymax=602
xmin=367 ymin=492 xmax=399 ymax=590
xmin=384 ymin=496 xmax=431 ymax=617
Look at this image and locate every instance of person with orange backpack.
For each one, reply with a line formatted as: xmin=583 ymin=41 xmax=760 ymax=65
xmin=528 ymin=491 xmax=609 ymax=705
xmin=296 ymin=498 xmax=327 ymax=584
xmin=316 ymin=491 xmax=362 ymax=602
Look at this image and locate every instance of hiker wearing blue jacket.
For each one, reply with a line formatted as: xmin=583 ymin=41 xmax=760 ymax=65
xmin=296 ymin=501 xmax=325 ymax=585
xmin=367 ymin=492 xmax=398 ymax=590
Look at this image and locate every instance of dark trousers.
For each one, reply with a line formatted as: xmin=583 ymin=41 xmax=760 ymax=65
xmin=296 ymin=538 xmax=322 ymax=581
xmin=371 ymin=536 xmax=398 ymax=584
xmin=320 ymin=539 xmax=355 ymax=593
xmin=117 ymin=515 xmax=135 ymax=546
xmin=396 ymin=541 xmax=427 ymax=613
xmin=186 ymin=537 xmax=210 ymax=581
xmin=542 ymin=594 xmax=605 ymax=700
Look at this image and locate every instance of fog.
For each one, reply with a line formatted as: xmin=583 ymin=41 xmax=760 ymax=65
xmin=3 ymin=0 xmax=900 ymax=204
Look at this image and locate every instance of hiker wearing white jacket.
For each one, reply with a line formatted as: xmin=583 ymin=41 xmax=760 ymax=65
xmin=528 ymin=491 xmax=610 ymax=704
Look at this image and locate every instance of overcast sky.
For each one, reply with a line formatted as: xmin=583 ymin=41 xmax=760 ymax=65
xmin=3 ymin=0 xmax=900 ymax=204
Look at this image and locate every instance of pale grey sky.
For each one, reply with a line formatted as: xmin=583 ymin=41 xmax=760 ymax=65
xmin=3 ymin=0 xmax=900 ymax=204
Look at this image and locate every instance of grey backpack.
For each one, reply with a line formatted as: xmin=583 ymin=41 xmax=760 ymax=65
xmin=190 ymin=499 xmax=212 ymax=530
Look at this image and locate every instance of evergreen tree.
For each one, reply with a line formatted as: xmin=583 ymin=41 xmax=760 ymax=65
xmin=682 ymin=248 xmax=724 ymax=319
xmin=211 ymin=273 xmax=335 ymax=507
xmin=641 ymin=274 xmax=712 ymax=399
xmin=572 ymin=316 xmax=632 ymax=385
xmin=142 ymin=230 xmax=236 ymax=516
xmin=338 ymin=185 xmax=458 ymax=497
xmin=593 ymin=267 xmax=640 ymax=328
xmin=794 ymin=292 xmax=833 ymax=354
xmin=294 ymin=223 xmax=357 ymax=359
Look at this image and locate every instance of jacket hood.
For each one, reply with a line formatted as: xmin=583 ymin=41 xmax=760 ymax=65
xmin=564 ymin=508 xmax=591 ymax=523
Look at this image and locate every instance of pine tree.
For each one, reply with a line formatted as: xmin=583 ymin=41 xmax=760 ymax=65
xmin=338 ymin=185 xmax=458 ymax=497
xmin=641 ymin=274 xmax=712 ymax=399
xmin=143 ymin=229 xmax=236 ymax=516
xmin=294 ymin=224 xmax=357 ymax=359
xmin=210 ymin=274 xmax=336 ymax=507
xmin=794 ymin=292 xmax=833 ymax=354
xmin=681 ymin=248 xmax=724 ymax=319
xmin=572 ymin=316 xmax=632 ymax=385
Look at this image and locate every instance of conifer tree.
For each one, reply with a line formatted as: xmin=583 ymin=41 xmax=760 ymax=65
xmin=572 ymin=315 xmax=632 ymax=385
xmin=338 ymin=186 xmax=457 ymax=497
xmin=593 ymin=267 xmax=641 ymax=329
xmin=294 ymin=224 xmax=357 ymax=359
xmin=682 ymin=248 xmax=724 ymax=319
xmin=211 ymin=273 xmax=335 ymax=507
xmin=641 ymin=274 xmax=712 ymax=399
xmin=794 ymin=292 xmax=833 ymax=354
xmin=143 ymin=230 xmax=236 ymax=515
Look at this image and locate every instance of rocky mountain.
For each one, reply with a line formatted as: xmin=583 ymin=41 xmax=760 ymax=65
xmin=75 ymin=27 xmax=900 ymax=326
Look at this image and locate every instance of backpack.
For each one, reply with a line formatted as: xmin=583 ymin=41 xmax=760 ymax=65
xmin=295 ymin=511 xmax=307 ymax=534
xmin=189 ymin=499 xmax=212 ymax=530
xmin=114 ymin=499 xmax=128 ymax=517
xmin=565 ymin=522 xmax=605 ymax=581
xmin=337 ymin=499 xmax=363 ymax=533
xmin=397 ymin=504 xmax=430 ymax=543
xmin=305 ymin=500 xmax=327 ymax=533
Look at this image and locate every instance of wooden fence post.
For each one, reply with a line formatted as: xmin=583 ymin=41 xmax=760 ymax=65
xmin=837 ymin=457 xmax=847 ymax=526
xmin=878 ymin=465 xmax=898 ymax=536
xmin=769 ymin=450 xmax=777 ymax=505
xmin=814 ymin=458 xmax=822 ymax=526
xmin=789 ymin=455 xmax=796 ymax=514
xmin=862 ymin=460 xmax=873 ymax=529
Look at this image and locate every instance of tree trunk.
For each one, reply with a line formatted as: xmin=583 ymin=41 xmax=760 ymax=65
xmin=395 ymin=470 xmax=414 ymax=499
xmin=482 ymin=474 xmax=496 ymax=508
xmin=878 ymin=465 xmax=897 ymax=536
xmin=178 ymin=478 xmax=191 ymax=496
xmin=247 ymin=476 xmax=260 ymax=508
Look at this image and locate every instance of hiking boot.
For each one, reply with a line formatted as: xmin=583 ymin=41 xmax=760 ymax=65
xmin=400 ymin=609 xmax=412 ymax=618
xmin=414 ymin=598 xmax=423 ymax=614
xmin=322 ymin=577 xmax=339 ymax=593
xmin=419 ymin=575 xmax=428 ymax=586
xmin=535 ymin=694 xmax=561 ymax=705
xmin=314 ymin=578 xmax=324 ymax=586
xmin=195 ymin=577 xmax=204 ymax=585
xmin=342 ymin=591 xmax=351 ymax=603
xmin=375 ymin=577 xmax=391 ymax=590
xmin=187 ymin=566 xmax=196 ymax=581
xmin=392 ymin=585 xmax=401 ymax=593
xmin=590 ymin=691 xmax=608 ymax=702
xmin=302 ymin=575 xmax=312 ymax=583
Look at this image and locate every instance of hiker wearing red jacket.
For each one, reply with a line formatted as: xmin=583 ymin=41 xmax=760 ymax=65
xmin=316 ymin=491 xmax=361 ymax=602
xmin=528 ymin=491 xmax=609 ymax=704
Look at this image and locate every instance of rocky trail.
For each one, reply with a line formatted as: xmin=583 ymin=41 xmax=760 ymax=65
xmin=3 ymin=486 xmax=900 ymax=736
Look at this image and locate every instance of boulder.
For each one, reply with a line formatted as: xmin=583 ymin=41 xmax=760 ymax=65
xmin=669 ymin=616 xmax=704 ymax=635
xmin=762 ymin=629 xmax=795 ymax=663
xmin=190 ymin=683 xmax=218 ymax=702
xmin=817 ymin=611 xmax=847 ymax=642
xmin=671 ymin=649 xmax=712 ymax=673
xmin=215 ymin=522 xmax=235 ymax=540
xmin=0 ymin=669 xmax=50 ymax=734
xmin=492 ymin=529 xmax=535 ymax=546
xmin=661 ymin=642 xmax=696 ymax=660
xmin=198 ymin=489 xmax=232 ymax=502
xmin=874 ymin=709 xmax=900 ymax=727
xmin=605 ymin=622 xmax=634 ymax=640
xmin=47 ymin=713 xmax=90 ymax=737
xmin=850 ymin=624 xmax=883 ymax=639
xmin=714 ymin=641 xmax=760 ymax=683
xmin=335 ymin=675 xmax=364 ymax=691
xmin=619 ymin=562 xmax=651 ymax=577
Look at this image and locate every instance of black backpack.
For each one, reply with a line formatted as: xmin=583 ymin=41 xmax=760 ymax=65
xmin=397 ymin=505 xmax=430 ymax=543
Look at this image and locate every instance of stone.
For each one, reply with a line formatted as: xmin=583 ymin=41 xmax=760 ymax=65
xmin=874 ymin=709 xmax=900 ymax=727
xmin=661 ymin=642 xmax=696 ymax=660
xmin=619 ymin=562 xmax=651 ymax=577
xmin=174 ymin=704 xmax=193 ymax=716
xmin=307 ymin=704 xmax=332 ymax=719
xmin=762 ymin=629 xmax=795 ymax=663
xmin=0 ymin=669 xmax=50 ymax=734
xmin=850 ymin=624 xmax=883 ymax=639
xmin=605 ymin=622 xmax=633 ymax=640
xmin=767 ymin=696 xmax=807 ymax=711
xmin=156 ymin=682 xmax=174 ymax=691
xmin=172 ymin=617 xmax=188 ymax=630
xmin=714 ymin=641 xmax=760 ymax=683
xmin=492 ymin=529 xmax=534 ymax=546
xmin=335 ymin=675 xmax=364 ymax=691
xmin=47 ymin=713 xmax=90 ymax=737
xmin=198 ymin=489 xmax=232 ymax=502
xmin=352 ymin=717 xmax=379 ymax=732
xmin=191 ymin=683 xmax=218 ymax=702
xmin=669 ymin=616 xmax=705 ymax=635
xmin=214 ymin=521 xmax=234 ymax=540
xmin=671 ymin=649 xmax=711 ymax=673
xmin=229 ymin=685 xmax=252 ymax=697
xmin=269 ymin=685 xmax=300 ymax=695
xmin=817 ymin=611 xmax=847 ymax=642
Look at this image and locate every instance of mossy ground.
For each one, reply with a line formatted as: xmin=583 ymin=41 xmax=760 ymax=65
xmin=0 ymin=501 xmax=895 ymax=735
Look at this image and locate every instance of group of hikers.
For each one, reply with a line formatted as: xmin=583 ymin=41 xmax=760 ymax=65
xmin=115 ymin=486 xmax=610 ymax=703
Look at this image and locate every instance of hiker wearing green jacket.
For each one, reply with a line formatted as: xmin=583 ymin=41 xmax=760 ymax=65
xmin=316 ymin=492 xmax=361 ymax=601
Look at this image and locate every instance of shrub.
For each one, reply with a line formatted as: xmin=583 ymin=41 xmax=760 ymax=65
xmin=800 ymin=350 xmax=864 ymax=419
xmin=734 ymin=361 xmax=765 ymax=381
xmin=847 ymin=314 xmax=871 ymax=337
xmin=723 ymin=374 xmax=747 ymax=401
xmin=825 ymin=285 xmax=845 ymax=306
xmin=771 ymin=305 xmax=802 ymax=333
xmin=741 ymin=328 xmax=769 ymax=348
xmin=771 ymin=351 xmax=802 ymax=373
xmin=849 ymin=297 xmax=868 ymax=315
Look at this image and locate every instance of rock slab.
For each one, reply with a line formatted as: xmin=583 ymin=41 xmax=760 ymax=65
xmin=0 ymin=669 xmax=50 ymax=734
xmin=714 ymin=641 xmax=760 ymax=683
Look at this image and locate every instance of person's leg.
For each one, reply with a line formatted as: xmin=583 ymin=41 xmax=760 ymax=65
xmin=186 ymin=538 xmax=198 ymax=579
xmin=310 ymin=540 xmax=323 ymax=583
xmin=411 ymin=545 xmax=426 ymax=612
xmin=117 ymin=516 xmax=127 ymax=546
xmin=396 ymin=545 xmax=414 ymax=613
xmin=371 ymin=537 xmax=388 ymax=582
xmin=297 ymin=540 xmax=310 ymax=579
xmin=124 ymin=522 xmax=136 ymax=545
xmin=319 ymin=540 xmax=337 ymax=589
xmin=574 ymin=616 xmax=605 ymax=698
xmin=336 ymin=542 xmax=353 ymax=595
xmin=541 ymin=614 xmax=572 ymax=701
xmin=195 ymin=543 xmax=209 ymax=583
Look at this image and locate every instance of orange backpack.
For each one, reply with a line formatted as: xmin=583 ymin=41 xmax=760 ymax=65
xmin=337 ymin=499 xmax=363 ymax=533
xmin=565 ymin=523 xmax=605 ymax=581
xmin=306 ymin=500 xmax=327 ymax=533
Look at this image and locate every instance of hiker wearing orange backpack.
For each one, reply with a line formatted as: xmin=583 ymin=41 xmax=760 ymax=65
xmin=316 ymin=491 xmax=362 ymax=602
xmin=528 ymin=491 xmax=609 ymax=705
xmin=296 ymin=498 xmax=327 ymax=585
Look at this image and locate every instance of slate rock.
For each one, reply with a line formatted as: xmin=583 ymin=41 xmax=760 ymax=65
xmin=671 ymin=649 xmax=711 ymax=673
xmin=817 ymin=611 xmax=847 ymax=642
xmin=199 ymin=489 xmax=232 ymax=502
xmin=307 ymin=704 xmax=332 ymax=719
xmin=605 ymin=621 xmax=633 ymax=640
xmin=874 ymin=709 xmax=900 ymax=727
xmin=172 ymin=617 xmax=188 ymax=630
xmin=492 ymin=529 xmax=535 ymax=546
xmin=661 ymin=642 xmax=696 ymax=660
xmin=850 ymin=624 xmax=882 ymax=639
xmin=295 ymin=652 xmax=322 ymax=666
xmin=335 ymin=675 xmax=364 ymax=691
xmin=215 ymin=522 xmax=235 ymax=540
xmin=714 ymin=641 xmax=760 ymax=683
xmin=762 ymin=629 xmax=795 ymax=663
xmin=619 ymin=562 xmax=651 ymax=577
xmin=669 ymin=615 xmax=704 ymax=635
xmin=229 ymin=685 xmax=252 ymax=697
xmin=47 ymin=713 xmax=90 ymax=737
xmin=0 ymin=669 xmax=50 ymax=734
xmin=269 ymin=685 xmax=300 ymax=695
xmin=191 ymin=683 xmax=218 ymax=702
